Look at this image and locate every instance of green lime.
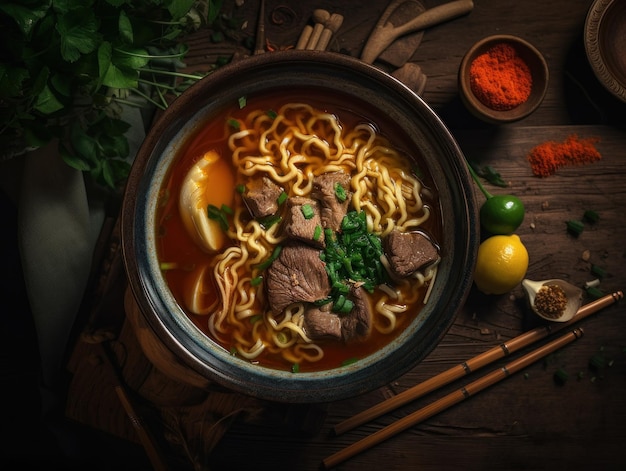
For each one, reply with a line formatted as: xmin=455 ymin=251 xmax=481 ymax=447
xmin=480 ymin=194 xmax=525 ymax=235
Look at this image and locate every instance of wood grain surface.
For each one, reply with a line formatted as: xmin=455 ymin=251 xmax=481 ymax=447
xmin=64 ymin=1 xmax=626 ymax=470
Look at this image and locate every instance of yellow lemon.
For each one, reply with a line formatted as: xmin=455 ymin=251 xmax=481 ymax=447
xmin=473 ymin=234 xmax=529 ymax=295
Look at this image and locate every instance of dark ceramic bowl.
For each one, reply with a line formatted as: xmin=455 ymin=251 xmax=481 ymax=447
xmin=459 ymin=35 xmax=549 ymax=124
xmin=585 ymin=0 xmax=626 ymax=103
xmin=121 ymin=50 xmax=479 ymax=403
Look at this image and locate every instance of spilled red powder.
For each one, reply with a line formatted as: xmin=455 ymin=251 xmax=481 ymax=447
xmin=527 ymin=134 xmax=601 ymax=177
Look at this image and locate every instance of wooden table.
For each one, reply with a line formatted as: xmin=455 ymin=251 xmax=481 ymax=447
xmin=64 ymin=1 xmax=626 ymax=470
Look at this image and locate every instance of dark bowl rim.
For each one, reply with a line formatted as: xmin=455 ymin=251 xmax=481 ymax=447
xmin=121 ymin=50 xmax=479 ymax=402
xmin=584 ymin=0 xmax=626 ymax=103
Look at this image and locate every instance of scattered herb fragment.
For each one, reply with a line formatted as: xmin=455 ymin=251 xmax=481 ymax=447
xmin=250 ymin=276 xmax=263 ymax=286
xmin=291 ymin=363 xmax=300 ymax=373
xmin=249 ymin=314 xmax=263 ymax=324
xmin=589 ymin=353 xmax=609 ymax=371
xmin=276 ymin=191 xmax=288 ymax=205
xmin=583 ymin=210 xmax=599 ymax=223
xmin=207 ymin=204 xmax=231 ymax=231
xmin=266 ymin=109 xmax=277 ymax=119
xmin=227 ymin=118 xmax=240 ymax=130
xmin=591 ymin=265 xmax=607 ymax=279
xmin=238 ymin=96 xmax=247 ymax=109
xmin=334 ymin=182 xmax=347 ymax=202
xmin=471 ymin=163 xmax=508 ymax=187
xmin=553 ymin=368 xmax=569 ymax=385
xmin=586 ymin=286 xmax=604 ymax=300
xmin=258 ymin=214 xmax=282 ymax=229
xmin=341 ymin=358 xmax=359 ymax=367
xmin=566 ymin=219 xmax=584 ymax=236
xmin=313 ymin=225 xmax=322 ymax=241
xmin=255 ymin=245 xmax=282 ymax=271
xmin=160 ymin=262 xmax=179 ymax=271
xmin=301 ymin=204 xmax=314 ymax=219
xmin=236 ymin=184 xmax=246 ymax=194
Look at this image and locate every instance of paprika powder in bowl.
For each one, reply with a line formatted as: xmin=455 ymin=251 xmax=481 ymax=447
xmin=458 ymin=35 xmax=549 ymax=124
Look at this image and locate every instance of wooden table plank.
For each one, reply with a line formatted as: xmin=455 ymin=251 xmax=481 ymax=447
xmin=62 ymin=1 xmax=626 ymax=470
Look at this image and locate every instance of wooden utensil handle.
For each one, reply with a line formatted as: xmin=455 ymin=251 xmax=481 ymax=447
xmin=394 ymin=0 xmax=474 ymax=36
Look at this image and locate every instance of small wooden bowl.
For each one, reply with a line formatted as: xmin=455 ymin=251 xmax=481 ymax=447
xmin=584 ymin=0 xmax=626 ymax=103
xmin=458 ymin=35 xmax=549 ymax=124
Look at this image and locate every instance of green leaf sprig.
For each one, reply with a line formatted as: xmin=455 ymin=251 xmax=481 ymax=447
xmin=0 ymin=0 xmax=231 ymax=189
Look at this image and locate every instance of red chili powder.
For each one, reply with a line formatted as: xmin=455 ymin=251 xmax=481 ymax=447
xmin=469 ymin=43 xmax=532 ymax=111
xmin=527 ymin=134 xmax=601 ymax=177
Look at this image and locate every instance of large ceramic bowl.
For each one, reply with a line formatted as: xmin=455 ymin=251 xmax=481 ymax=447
xmin=121 ymin=50 xmax=479 ymax=403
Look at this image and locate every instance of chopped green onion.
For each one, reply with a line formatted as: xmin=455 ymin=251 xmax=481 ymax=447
xmin=334 ymin=294 xmax=346 ymax=311
xmin=301 ymin=204 xmax=314 ymax=219
xmin=332 ymin=280 xmax=350 ymax=294
xmin=586 ymin=286 xmax=604 ymax=300
xmin=313 ymin=225 xmax=322 ymax=241
xmin=566 ymin=219 xmax=584 ymax=236
xmin=553 ymin=368 xmax=569 ymax=385
xmin=227 ymin=118 xmax=240 ymax=130
xmin=334 ymin=182 xmax=347 ymax=202
xmin=337 ymin=298 xmax=354 ymax=314
xmin=589 ymin=353 xmax=608 ymax=371
xmin=207 ymin=204 xmax=230 ymax=231
xmin=238 ymin=96 xmax=247 ymax=109
xmin=236 ymin=184 xmax=246 ymax=194
xmin=291 ymin=363 xmax=300 ymax=373
xmin=258 ymin=214 xmax=282 ymax=229
xmin=220 ymin=203 xmax=233 ymax=214
xmin=249 ymin=314 xmax=263 ymax=324
xmin=341 ymin=357 xmax=359 ymax=367
xmin=255 ymin=245 xmax=282 ymax=271
xmin=229 ymin=346 xmax=238 ymax=356
xmin=583 ymin=210 xmax=599 ymax=223
xmin=250 ymin=276 xmax=263 ymax=286
xmin=313 ymin=296 xmax=333 ymax=306
xmin=276 ymin=191 xmax=288 ymax=205
xmin=591 ymin=264 xmax=606 ymax=278
xmin=266 ymin=109 xmax=277 ymax=119
xmin=160 ymin=262 xmax=179 ymax=271
xmin=411 ymin=164 xmax=424 ymax=179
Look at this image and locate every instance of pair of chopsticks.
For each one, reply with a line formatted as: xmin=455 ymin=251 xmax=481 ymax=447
xmin=322 ymin=290 xmax=623 ymax=469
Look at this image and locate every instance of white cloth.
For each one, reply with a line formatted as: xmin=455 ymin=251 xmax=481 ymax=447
xmin=16 ymin=105 xmax=146 ymax=391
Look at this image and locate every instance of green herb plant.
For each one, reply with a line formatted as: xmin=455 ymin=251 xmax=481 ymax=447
xmin=0 ymin=0 xmax=229 ymax=189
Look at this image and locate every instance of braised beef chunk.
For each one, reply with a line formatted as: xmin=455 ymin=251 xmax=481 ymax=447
xmin=303 ymin=305 xmax=342 ymax=340
xmin=341 ymin=285 xmax=372 ymax=342
xmin=311 ymin=172 xmax=352 ymax=231
xmin=385 ymin=229 xmax=439 ymax=277
xmin=282 ymin=196 xmax=325 ymax=248
xmin=265 ymin=244 xmax=331 ymax=314
xmin=243 ymin=176 xmax=283 ymax=218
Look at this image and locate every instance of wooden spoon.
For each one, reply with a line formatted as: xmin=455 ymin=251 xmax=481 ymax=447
xmin=361 ymin=0 xmax=474 ymax=64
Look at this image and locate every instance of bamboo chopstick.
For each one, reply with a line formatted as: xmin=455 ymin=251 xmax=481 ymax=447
xmin=322 ymin=327 xmax=585 ymax=469
xmin=98 ymin=343 xmax=170 ymax=471
xmin=332 ymin=290 xmax=623 ymax=436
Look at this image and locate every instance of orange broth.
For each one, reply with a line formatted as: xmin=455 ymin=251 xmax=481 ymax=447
xmin=156 ymin=87 xmax=442 ymax=372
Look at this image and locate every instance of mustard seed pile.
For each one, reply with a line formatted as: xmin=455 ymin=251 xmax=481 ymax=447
xmin=534 ymin=284 xmax=568 ymax=319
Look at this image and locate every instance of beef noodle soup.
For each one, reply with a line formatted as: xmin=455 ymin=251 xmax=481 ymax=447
xmin=156 ymin=88 xmax=442 ymax=372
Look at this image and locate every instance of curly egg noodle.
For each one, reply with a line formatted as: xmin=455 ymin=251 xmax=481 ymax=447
xmin=177 ymin=102 xmax=438 ymax=370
